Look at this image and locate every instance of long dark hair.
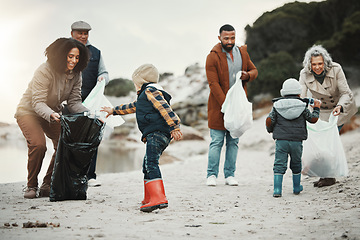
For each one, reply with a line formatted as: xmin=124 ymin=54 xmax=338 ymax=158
xmin=45 ymin=38 xmax=89 ymax=74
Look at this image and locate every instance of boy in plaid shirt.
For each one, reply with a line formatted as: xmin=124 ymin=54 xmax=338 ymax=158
xmin=101 ymin=64 xmax=182 ymax=212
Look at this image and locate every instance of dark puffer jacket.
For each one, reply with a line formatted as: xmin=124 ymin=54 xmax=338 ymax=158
xmin=266 ymin=96 xmax=320 ymax=141
xmin=136 ymin=83 xmax=172 ymax=140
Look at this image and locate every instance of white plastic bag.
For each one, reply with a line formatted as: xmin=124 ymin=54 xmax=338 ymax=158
xmin=302 ymin=114 xmax=348 ymax=177
xmin=221 ymin=71 xmax=253 ymax=138
xmin=83 ymin=81 xmax=125 ymax=138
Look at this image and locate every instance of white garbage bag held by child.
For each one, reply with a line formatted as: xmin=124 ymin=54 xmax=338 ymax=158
xmin=83 ymin=80 xmax=125 ymax=138
xmin=221 ymin=71 xmax=253 ymax=138
xmin=302 ymin=114 xmax=348 ymax=177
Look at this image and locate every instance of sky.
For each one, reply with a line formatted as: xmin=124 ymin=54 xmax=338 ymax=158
xmin=0 ymin=0 xmax=324 ymax=124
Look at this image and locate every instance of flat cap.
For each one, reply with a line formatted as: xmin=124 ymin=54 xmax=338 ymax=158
xmin=71 ymin=21 xmax=92 ymax=31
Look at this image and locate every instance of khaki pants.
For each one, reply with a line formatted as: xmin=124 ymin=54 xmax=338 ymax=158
xmin=17 ymin=115 xmax=61 ymax=188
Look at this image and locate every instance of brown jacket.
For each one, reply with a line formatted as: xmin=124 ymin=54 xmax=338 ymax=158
xmin=15 ymin=62 xmax=88 ymax=122
xmin=299 ymin=62 xmax=357 ymax=126
xmin=206 ymin=43 xmax=258 ymax=130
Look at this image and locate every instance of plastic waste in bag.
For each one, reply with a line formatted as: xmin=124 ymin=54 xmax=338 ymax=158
xmin=221 ymin=71 xmax=253 ymax=138
xmin=82 ymin=80 xmax=124 ymax=138
xmin=302 ymin=114 xmax=348 ymax=177
xmin=50 ymin=114 xmax=105 ymax=201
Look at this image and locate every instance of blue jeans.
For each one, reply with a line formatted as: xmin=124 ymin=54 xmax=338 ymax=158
xmin=207 ymin=129 xmax=239 ymax=178
xmin=338 ymin=124 xmax=343 ymax=132
xmin=142 ymin=131 xmax=171 ymax=180
xmin=273 ymin=140 xmax=303 ymax=174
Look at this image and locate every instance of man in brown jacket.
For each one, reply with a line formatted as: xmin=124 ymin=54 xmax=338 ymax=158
xmin=205 ymin=24 xmax=258 ymax=186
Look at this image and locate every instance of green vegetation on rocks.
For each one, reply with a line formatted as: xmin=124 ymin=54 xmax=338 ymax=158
xmin=245 ymin=0 xmax=360 ymax=100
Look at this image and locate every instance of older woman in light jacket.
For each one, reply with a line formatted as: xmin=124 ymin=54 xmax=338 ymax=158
xmin=299 ymin=45 xmax=357 ymax=187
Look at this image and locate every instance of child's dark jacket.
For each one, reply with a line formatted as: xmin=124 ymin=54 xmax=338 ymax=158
xmin=266 ymin=96 xmax=320 ymax=141
xmin=136 ymin=83 xmax=173 ymax=140
xmin=113 ymin=83 xmax=181 ymax=142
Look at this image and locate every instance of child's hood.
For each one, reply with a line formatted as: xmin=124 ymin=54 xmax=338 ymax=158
xmin=147 ymin=83 xmax=164 ymax=91
xmin=273 ymin=98 xmax=307 ymax=120
xmin=141 ymin=83 xmax=172 ymax=101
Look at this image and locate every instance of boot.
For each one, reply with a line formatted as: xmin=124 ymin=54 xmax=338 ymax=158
xmin=293 ymin=173 xmax=303 ymax=195
xmin=39 ymin=182 xmax=51 ymax=198
xmin=317 ymin=178 xmax=336 ymax=187
xmin=273 ymin=174 xmax=283 ymax=198
xmin=140 ymin=179 xmax=168 ymax=212
xmin=141 ymin=180 xmax=149 ymax=205
xmin=313 ymin=178 xmax=322 ymax=187
xmin=24 ymin=187 xmax=38 ymax=199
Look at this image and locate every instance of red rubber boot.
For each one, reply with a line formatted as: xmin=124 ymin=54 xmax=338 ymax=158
xmin=141 ymin=180 xmax=149 ymax=205
xmin=140 ymin=179 xmax=168 ymax=212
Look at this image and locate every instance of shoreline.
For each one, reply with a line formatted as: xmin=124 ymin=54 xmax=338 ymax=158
xmin=1 ymin=120 xmax=360 ymax=239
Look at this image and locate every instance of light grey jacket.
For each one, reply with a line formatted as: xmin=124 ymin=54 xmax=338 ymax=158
xmin=299 ymin=62 xmax=357 ymax=126
xmin=15 ymin=62 xmax=88 ymax=122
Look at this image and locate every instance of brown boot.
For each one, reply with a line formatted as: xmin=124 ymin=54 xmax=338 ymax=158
xmin=24 ymin=187 xmax=38 ymax=199
xmin=313 ymin=178 xmax=323 ymax=187
xmin=39 ymin=182 xmax=51 ymax=197
xmin=140 ymin=179 xmax=168 ymax=212
xmin=317 ymin=178 xmax=336 ymax=187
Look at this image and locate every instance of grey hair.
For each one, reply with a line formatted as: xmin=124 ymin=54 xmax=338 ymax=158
xmin=302 ymin=45 xmax=333 ymax=72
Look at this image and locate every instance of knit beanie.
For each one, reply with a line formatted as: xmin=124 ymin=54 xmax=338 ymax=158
xmin=280 ymin=78 xmax=302 ymax=97
xmin=132 ymin=64 xmax=159 ymax=87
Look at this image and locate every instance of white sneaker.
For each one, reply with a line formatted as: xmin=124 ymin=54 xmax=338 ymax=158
xmin=206 ymin=175 xmax=217 ymax=186
xmin=88 ymin=178 xmax=101 ymax=187
xmin=225 ymin=176 xmax=238 ymax=186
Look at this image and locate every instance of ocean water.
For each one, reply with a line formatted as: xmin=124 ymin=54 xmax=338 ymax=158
xmin=0 ymin=140 xmax=53 ymax=184
xmin=0 ymin=138 xmax=144 ymax=184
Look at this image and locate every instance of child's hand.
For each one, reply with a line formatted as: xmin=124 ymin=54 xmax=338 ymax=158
xmin=100 ymin=106 xmax=113 ymax=118
xmin=171 ymin=130 xmax=182 ymax=141
xmin=313 ymin=99 xmax=321 ymax=108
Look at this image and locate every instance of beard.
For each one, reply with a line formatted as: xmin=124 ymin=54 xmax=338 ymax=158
xmin=221 ymin=42 xmax=234 ymax=52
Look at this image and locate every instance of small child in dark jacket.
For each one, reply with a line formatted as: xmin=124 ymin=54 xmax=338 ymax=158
xmin=101 ymin=64 xmax=182 ymax=212
xmin=266 ymin=78 xmax=321 ymax=197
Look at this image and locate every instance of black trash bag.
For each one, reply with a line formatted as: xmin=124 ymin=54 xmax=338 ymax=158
xmin=50 ymin=114 xmax=105 ymax=201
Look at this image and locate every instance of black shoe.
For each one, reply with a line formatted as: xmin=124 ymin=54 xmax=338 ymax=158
xmin=313 ymin=178 xmax=322 ymax=187
xmin=317 ymin=178 xmax=336 ymax=187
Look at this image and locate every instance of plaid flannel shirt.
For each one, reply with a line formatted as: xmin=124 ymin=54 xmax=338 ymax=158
xmin=113 ymin=87 xmax=181 ymax=133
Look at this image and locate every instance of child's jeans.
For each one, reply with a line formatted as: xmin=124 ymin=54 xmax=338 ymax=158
xmin=273 ymin=140 xmax=303 ymax=175
xmin=142 ymin=131 xmax=171 ymax=180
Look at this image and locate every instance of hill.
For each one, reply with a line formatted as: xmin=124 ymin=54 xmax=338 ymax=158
xmin=245 ymin=0 xmax=360 ymax=99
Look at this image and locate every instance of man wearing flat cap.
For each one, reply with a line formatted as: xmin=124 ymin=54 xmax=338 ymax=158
xmin=71 ymin=20 xmax=109 ymax=187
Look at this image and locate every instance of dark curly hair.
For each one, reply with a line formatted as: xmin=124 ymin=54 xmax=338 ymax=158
xmin=45 ymin=38 xmax=89 ymax=74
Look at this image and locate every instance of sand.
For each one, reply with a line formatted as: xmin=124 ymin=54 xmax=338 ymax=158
xmin=1 ymin=116 xmax=360 ymax=240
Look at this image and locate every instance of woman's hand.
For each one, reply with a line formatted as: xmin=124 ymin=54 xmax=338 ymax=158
xmin=333 ymin=105 xmax=342 ymax=116
xmin=50 ymin=112 xmax=61 ymax=123
xmin=100 ymin=106 xmax=113 ymax=118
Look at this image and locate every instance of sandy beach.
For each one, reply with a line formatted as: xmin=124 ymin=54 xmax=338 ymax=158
xmin=1 ymin=114 xmax=360 ymax=240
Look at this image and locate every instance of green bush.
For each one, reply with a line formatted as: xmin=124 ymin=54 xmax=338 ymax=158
xmin=247 ymin=51 xmax=301 ymax=100
xmin=159 ymin=72 xmax=174 ymax=82
xmin=104 ymin=78 xmax=135 ymax=97
xmin=246 ymin=0 xmax=360 ymax=64
xmin=322 ymin=11 xmax=360 ymax=64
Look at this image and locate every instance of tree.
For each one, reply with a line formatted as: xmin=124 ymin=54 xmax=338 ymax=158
xmin=247 ymin=51 xmax=301 ymax=100
xmin=104 ymin=78 xmax=135 ymax=97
